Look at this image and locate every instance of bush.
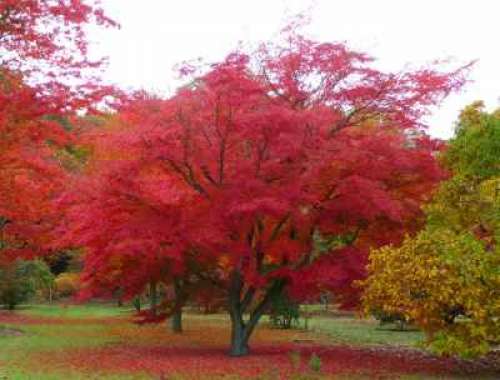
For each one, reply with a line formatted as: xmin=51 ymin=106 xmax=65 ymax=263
xmin=371 ymin=308 xmax=411 ymax=331
xmin=269 ymin=292 xmax=300 ymax=329
xmin=362 ymin=229 xmax=499 ymax=357
xmin=55 ymin=273 xmax=80 ymax=298
xmin=0 ymin=259 xmax=54 ymax=309
xmin=308 ymin=353 xmax=322 ymax=373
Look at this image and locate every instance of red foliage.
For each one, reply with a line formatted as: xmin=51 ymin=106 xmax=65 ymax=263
xmin=0 ymin=1 xmax=116 ymax=265
xmin=0 ymin=70 xmax=69 ymax=263
xmin=55 ymin=111 xmax=198 ymax=302
xmin=0 ymin=0 xmax=117 ymax=107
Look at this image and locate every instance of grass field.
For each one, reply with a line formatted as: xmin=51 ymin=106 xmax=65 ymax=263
xmin=0 ymin=304 xmax=498 ymax=379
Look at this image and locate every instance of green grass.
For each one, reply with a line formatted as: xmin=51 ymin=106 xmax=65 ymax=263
xmin=0 ymin=323 xmax=115 ymax=355
xmin=9 ymin=304 xmax=424 ymax=348
xmin=16 ymin=303 xmax=132 ymax=319
xmin=0 ymin=368 xmax=151 ymax=380
xmin=0 ymin=305 xmax=136 ymax=379
xmin=305 ymin=316 xmax=424 ymax=347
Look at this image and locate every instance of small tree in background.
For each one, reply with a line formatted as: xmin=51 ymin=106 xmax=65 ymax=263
xmin=269 ymin=291 xmax=300 ymax=329
xmin=363 ymin=103 xmax=500 ymax=357
xmin=0 ymin=1 xmax=117 ymax=274
xmin=54 ymin=273 xmax=80 ymax=299
xmin=0 ymin=259 xmax=54 ymax=309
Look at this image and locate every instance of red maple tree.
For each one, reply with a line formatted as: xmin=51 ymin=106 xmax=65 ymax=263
xmin=0 ymin=1 xmax=116 ymax=264
xmin=60 ymin=31 xmax=469 ymax=355
xmin=55 ymin=95 xmax=218 ymax=332
xmin=0 ymin=0 xmax=117 ymax=107
xmin=0 ymin=69 xmax=69 ymax=263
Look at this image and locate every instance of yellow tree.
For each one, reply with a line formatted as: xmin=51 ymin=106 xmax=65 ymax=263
xmin=362 ymin=102 xmax=500 ymax=357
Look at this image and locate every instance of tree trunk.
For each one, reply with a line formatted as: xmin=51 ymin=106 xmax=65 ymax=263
xmin=304 ymin=304 xmax=309 ymax=330
xmin=149 ymin=281 xmax=158 ymax=315
xmin=228 ymin=268 xmax=246 ymax=356
xmin=170 ymin=277 xmax=184 ymax=333
xmin=229 ymin=317 xmax=250 ymax=356
xmin=133 ymin=296 xmax=141 ymax=312
xmin=228 ymin=299 xmax=267 ymax=356
xmin=171 ymin=308 xmax=183 ymax=333
xmin=227 ymin=269 xmax=285 ymax=356
xmin=116 ymin=288 xmax=124 ymax=307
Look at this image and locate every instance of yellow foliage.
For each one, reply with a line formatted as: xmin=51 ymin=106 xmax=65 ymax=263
xmin=55 ymin=273 xmax=80 ymax=298
xmin=361 ymin=229 xmax=499 ymax=357
xmin=362 ymin=103 xmax=500 ymax=358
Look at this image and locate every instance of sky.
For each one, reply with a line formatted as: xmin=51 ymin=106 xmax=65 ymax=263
xmin=88 ymin=0 xmax=499 ymax=139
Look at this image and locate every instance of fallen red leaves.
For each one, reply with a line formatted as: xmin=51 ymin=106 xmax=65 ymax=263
xmin=3 ymin=311 xmax=499 ymax=378
xmin=27 ymin=343 xmax=500 ymax=379
xmin=19 ymin=320 xmax=500 ymax=378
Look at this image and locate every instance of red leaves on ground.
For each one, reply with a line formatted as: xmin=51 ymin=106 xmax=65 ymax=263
xmin=29 ymin=341 xmax=500 ymax=379
xmin=4 ymin=311 xmax=498 ymax=378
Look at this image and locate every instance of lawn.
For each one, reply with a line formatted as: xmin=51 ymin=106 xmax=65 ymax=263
xmin=305 ymin=316 xmax=423 ymax=347
xmin=0 ymin=304 xmax=498 ymax=379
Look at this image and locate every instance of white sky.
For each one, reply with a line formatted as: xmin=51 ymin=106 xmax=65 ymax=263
xmin=89 ymin=0 xmax=499 ymax=139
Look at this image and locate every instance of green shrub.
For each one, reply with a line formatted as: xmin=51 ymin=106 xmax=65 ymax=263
xmin=55 ymin=272 xmax=80 ymax=298
xmin=269 ymin=292 xmax=300 ymax=329
xmin=0 ymin=259 xmax=54 ymax=309
xmin=308 ymin=353 xmax=322 ymax=373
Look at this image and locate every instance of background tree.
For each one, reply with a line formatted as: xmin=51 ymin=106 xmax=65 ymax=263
xmin=54 ymin=272 xmax=80 ymax=299
xmin=0 ymin=1 xmax=116 ymax=266
xmin=362 ymin=102 xmax=500 ymax=357
xmin=0 ymin=0 xmax=117 ymax=106
xmin=54 ymin=103 xmax=202 ymax=332
xmin=0 ymin=70 xmax=69 ymax=263
xmin=0 ymin=259 xmax=54 ymax=309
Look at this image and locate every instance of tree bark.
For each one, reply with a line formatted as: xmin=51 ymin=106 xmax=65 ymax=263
xmin=171 ymin=308 xmax=183 ymax=333
xmin=149 ymin=281 xmax=158 ymax=315
xmin=229 ymin=317 xmax=250 ymax=356
xmin=116 ymin=288 xmax=124 ymax=307
xmin=227 ymin=269 xmax=285 ymax=356
xmin=133 ymin=296 xmax=141 ymax=312
xmin=170 ymin=278 xmax=184 ymax=333
xmin=228 ymin=269 xmax=249 ymax=356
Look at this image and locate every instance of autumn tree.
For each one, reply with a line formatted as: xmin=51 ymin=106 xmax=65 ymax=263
xmin=0 ymin=0 xmax=117 ymax=105
xmin=60 ymin=30 xmax=468 ymax=356
xmin=54 ymin=101 xmax=206 ymax=332
xmin=0 ymin=258 xmax=54 ymax=309
xmin=363 ymin=103 xmax=500 ymax=357
xmin=0 ymin=1 xmax=116 ymax=268
xmin=0 ymin=70 xmax=69 ymax=263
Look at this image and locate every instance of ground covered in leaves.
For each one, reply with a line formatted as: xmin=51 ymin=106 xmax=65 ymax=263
xmin=0 ymin=305 xmax=498 ymax=379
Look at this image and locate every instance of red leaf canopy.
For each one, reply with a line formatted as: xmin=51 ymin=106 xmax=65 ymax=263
xmin=62 ymin=31 xmax=467 ymax=307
